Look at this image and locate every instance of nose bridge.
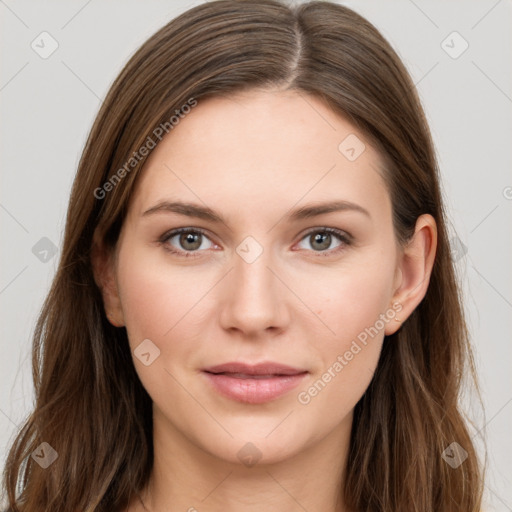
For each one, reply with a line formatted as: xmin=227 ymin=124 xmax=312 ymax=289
xmin=219 ymin=238 xmax=287 ymax=334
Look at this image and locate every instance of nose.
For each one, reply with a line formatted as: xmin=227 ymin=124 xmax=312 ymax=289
xmin=218 ymin=246 xmax=290 ymax=338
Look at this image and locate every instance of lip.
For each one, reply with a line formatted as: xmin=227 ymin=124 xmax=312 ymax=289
xmin=202 ymin=362 xmax=308 ymax=404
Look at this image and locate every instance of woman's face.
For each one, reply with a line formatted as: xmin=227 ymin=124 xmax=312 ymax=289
xmin=106 ymin=89 xmax=406 ymax=465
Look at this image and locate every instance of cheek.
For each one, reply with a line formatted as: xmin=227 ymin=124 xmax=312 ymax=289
xmin=294 ymin=257 xmax=395 ymax=414
xmin=120 ymin=271 xmax=174 ymax=347
xmin=304 ymin=253 xmax=396 ymax=347
xmin=116 ymin=243 xmax=212 ymax=345
xmin=295 ymin=310 xmax=385 ymax=432
xmin=115 ymin=251 xmax=214 ymax=407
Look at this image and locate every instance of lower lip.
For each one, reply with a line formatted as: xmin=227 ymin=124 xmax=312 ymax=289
xmin=202 ymin=372 xmax=307 ymax=404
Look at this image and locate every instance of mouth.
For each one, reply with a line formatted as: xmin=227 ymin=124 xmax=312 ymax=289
xmin=201 ymin=362 xmax=308 ymax=404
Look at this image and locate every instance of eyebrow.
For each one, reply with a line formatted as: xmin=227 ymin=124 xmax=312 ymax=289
xmin=141 ymin=200 xmax=371 ymax=223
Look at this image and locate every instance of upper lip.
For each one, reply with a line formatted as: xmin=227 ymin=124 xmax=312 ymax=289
xmin=202 ymin=362 xmax=308 ymax=376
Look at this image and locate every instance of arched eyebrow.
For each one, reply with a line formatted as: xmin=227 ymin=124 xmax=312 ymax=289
xmin=141 ymin=199 xmax=371 ymax=223
xmin=289 ymin=200 xmax=371 ymax=220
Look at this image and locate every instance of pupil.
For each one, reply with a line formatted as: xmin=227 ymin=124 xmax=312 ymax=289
xmin=181 ymin=232 xmax=201 ymax=250
xmin=312 ymin=232 xmax=330 ymax=251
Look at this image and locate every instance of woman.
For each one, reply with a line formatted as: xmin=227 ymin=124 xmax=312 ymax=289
xmin=2 ymin=1 xmax=483 ymax=510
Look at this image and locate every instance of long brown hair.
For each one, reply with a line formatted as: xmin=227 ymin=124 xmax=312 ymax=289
xmin=2 ymin=1 xmax=483 ymax=510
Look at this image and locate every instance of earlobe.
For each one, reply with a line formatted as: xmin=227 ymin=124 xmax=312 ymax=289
xmin=90 ymin=236 xmax=125 ymax=328
xmin=385 ymin=214 xmax=437 ymax=336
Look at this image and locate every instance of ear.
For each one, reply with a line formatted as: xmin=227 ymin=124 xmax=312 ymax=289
xmin=90 ymin=233 xmax=125 ymax=328
xmin=385 ymin=214 xmax=437 ymax=335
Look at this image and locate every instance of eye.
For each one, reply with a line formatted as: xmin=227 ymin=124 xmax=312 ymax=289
xmin=159 ymin=226 xmax=352 ymax=258
xmin=296 ymin=227 xmax=351 ymax=255
xmin=159 ymin=227 xmax=215 ymax=257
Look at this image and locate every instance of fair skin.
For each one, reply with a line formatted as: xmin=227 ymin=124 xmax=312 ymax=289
xmin=92 ymin=89 xmax=437 ymax=512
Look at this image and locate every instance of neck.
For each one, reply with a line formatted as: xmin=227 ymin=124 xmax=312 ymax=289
xmin=137 ymin=407 xmax=353 ymax=512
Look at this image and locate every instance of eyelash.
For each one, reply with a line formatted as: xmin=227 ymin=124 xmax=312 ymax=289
xmin=158 ymin=226 xmax=352 ymax=258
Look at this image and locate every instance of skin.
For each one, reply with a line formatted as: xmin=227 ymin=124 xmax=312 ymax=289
xmin=92 ymin=88 xmax=437 ymax=512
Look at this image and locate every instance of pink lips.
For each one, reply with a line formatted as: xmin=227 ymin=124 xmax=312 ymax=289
xmin=202 ymin=362 xmax=308 ymax=404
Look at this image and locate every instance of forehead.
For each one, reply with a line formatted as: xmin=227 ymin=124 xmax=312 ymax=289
xmin=128 ymin=89 xmax=391 ymax=224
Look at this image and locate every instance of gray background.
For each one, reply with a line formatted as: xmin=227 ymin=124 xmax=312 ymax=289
xmin=1 ymin=0 xmax=511 ymax=509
